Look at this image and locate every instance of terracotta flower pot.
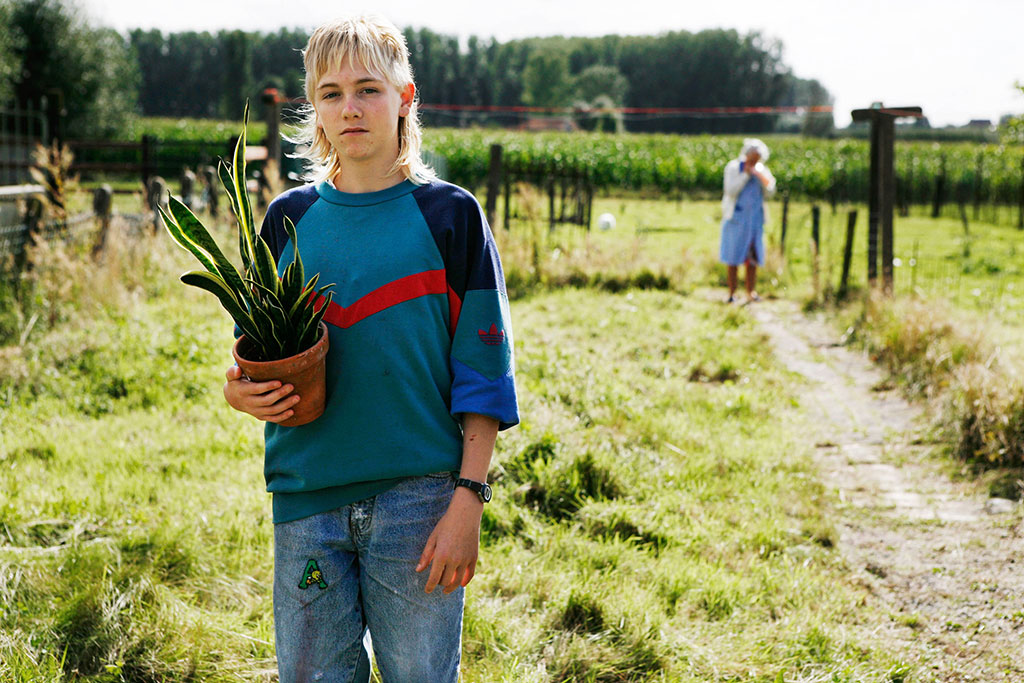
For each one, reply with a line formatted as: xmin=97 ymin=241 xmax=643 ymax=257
xmin=232 ymin=322 xmax=330 ymax=427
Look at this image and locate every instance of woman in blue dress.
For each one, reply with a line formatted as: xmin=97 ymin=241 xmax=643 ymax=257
xmin=719 ymin=138 xmax=776 ymax=303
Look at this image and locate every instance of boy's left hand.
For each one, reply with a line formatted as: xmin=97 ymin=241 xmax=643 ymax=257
xmin=416 ymin=487 xmax=483 ymax=594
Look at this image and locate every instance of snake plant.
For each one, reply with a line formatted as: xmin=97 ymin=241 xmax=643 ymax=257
xmin=160 ymin=104 xmax=334 ymax=362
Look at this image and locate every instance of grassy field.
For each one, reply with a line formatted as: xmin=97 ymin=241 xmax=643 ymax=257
xmin=498 ymin=190 xmax=1024 ymax=326
xmin=0 ymin=205 xmax=929 ymax=681
xmin=492 ymin=189 xmax=1024 ymax=469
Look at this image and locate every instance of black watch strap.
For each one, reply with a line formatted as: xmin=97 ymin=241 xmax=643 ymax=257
xmin=454 ymin=477 xmax=492 ymax=503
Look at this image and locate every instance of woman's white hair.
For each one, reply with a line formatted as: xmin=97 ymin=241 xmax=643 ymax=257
xmin=740 ymin=138 xmax=769 ymax=161
xmin=288 ymin=14 xmax=436 ymax=185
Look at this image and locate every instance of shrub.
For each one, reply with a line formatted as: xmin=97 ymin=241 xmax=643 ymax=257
xmin=946 ymin=363 xmax=1024 ymax=468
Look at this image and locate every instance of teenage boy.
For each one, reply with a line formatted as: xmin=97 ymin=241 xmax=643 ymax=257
xmin=222 ymin=14 xmax=518 ymax=683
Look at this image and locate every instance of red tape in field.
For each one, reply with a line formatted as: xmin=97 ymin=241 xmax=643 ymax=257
xmin=281 ymin=97 xmax=831 ymax=116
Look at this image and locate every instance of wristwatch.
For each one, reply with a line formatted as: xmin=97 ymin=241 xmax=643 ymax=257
xmin=454 ymin=477 xmax=492 ymax=503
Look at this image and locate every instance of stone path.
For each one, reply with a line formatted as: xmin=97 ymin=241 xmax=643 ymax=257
xmin=751 ymin=299 xmax=1024 ymax=682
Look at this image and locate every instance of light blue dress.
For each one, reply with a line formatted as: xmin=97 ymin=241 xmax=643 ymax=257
xmin=719 ymin=166 xmax=765 ymax=267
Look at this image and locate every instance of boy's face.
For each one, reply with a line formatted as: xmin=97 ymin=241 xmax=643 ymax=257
xmin=314 ymin=59 xmax=414 ymax=175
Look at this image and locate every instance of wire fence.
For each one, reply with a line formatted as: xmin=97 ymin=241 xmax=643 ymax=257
xmin=773 ymin=198 xmax=1024 ymax=321
xmin=0 ymin=189 xmax=154 ymax=266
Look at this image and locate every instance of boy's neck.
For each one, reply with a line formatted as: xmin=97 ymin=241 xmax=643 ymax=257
xmin=331 ymin=157 xmax=405 ymax=194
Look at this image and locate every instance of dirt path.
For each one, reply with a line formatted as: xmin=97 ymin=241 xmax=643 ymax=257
xmin=751 ymin=299 xmax=1024 ymax=682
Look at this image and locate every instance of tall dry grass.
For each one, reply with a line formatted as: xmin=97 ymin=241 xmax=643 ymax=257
xmin=843 ymin=292 xmax=1024 ymax=469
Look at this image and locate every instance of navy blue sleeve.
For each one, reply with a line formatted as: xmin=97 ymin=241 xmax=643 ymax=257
xmin=258 ymin=184 xmax=319 ymax=261
xmin=414 ymin=182 xmax=519 ymax=430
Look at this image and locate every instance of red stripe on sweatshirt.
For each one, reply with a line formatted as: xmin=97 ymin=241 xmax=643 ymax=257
xmin=447 ymin=285 xmax=462 ymax=339
xmin=314 ymin=269 xmax=448 ymax=329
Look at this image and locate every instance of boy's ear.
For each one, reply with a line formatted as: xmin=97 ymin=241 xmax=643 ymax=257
xmin=399 ymin=83 xmax=415 ymax=117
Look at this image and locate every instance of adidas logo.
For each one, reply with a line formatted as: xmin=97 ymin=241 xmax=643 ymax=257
xmin=478 ymin=324 xmax=505 ymax=345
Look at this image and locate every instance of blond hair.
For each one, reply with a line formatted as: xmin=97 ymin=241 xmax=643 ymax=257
xmin=289 ymin=15 xmax=436 ymax=185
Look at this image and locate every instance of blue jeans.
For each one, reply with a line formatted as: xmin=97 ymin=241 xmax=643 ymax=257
xmin=272 ymin=472 xmax=464 ymax=683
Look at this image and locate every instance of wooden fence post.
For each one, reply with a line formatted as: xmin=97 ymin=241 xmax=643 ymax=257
xmin=811 ymin=204 xmax=821 ymax=296
xmin=180 ymin=168 xmax=196 ymax=209
xmin=811 ymin=205 xmax=820 ymax=254
xmin=91 ymin=184 xmax=113 ymax=260
xmin=548 ymin=177 xmax=555 ymax=233
xmin=900 ymin=164 xmax=912 ymax=216
xmin=485 ymin=143 xmax=502 ymax=229
xmin=973 ymin=150 xmax=983 ymax=221
xmin=1018 ymin=155 xmax=1024 ymax=230
xmin=202 ymin=165 xmax=218 ymax=218
xmin=584 ymin=170 xmax=593 ymax=231
xmin=931 ymin=154 xmax=945 ymax=218
xmin=879 ymin=116 xmax=895 ymax=294
xmin=262 ymin=88 xmax=283 ymax=169
xmin=839 ymin=209 xmax=857 ymax=299
xmin=146 ymin=175 xmax=167 ymax=233
xmin=779 ymin=192 xmax=789 ymax=255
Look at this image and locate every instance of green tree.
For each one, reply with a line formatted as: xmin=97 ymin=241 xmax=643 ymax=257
xmin=252 ymin=27 xmax=308 ymax=99
xmin=799 ymin=79 xmax=834 ymax=137
xmin=0 ymin=0 xmax=19 ymax=103
xmin=521 ymin=48 xmax=571 ymax=108
xmin=570 ymin=65 xmax=628 ymax=133
xmin=131 ymin=29 xmax=223 ymax=117
xmin=572 ymin=64 xmax=628 ymax=105
xmin=220 ymin=30 xmax=252 ymax=120
xmin=8 ymin=0 xmax=139 ymax=138
xmin=780 ymin=76 xmax=834 ymax=137
xmin=998 ymin=83 xmax=1024 ymax=144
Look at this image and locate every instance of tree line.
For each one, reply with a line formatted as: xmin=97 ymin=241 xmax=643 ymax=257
xmin=1 ymin=0 xmax=833 ymax=138
xmin=130 ymin=27 xmax=835 ymax=135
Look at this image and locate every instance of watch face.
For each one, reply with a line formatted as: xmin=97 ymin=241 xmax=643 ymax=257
xmin=481 ymin=484 xmax=492 ymax=503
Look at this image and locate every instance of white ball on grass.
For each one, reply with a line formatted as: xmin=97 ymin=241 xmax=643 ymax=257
xmin=597 ymin=213 xmax=616 ymax=231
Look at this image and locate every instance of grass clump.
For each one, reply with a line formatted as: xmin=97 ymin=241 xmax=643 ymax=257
xmin=844 ymin=294 xmax=983 ymax=396
xmin=839 ymin=293 xmax=1024 ymax=472
xmin=946 ymin=363 xmax=1024 ymax=468
xmin=514 ymin=451 xmax=622 ymax=521
xmin=557 ymin=590 xmax=606 ymax=634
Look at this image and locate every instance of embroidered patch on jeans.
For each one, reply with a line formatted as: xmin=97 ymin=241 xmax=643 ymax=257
xmin=298 ymin=559 xmax=328 ymax=590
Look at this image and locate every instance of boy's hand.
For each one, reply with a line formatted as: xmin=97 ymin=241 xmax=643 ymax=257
xmin=416 ymin=487 xmax=483 ymax=594
xmin=222 ymin=364 xmax=300 ymax=423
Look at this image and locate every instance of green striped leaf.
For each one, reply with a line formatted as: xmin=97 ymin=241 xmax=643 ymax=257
xmin=179 ymin=271 xmax=262 ymax=346
xmin=281 ymin=216 xmax=305 ymax=304
xmin=249 ymin=305 xmax=283 ymax=361
xmin=253 ymin=235 xmax=280 ymax=296
xmin=166 ymin=196 xmax=247 ymax=297
xmin=160 ymin=206 xmax=219 ymax=278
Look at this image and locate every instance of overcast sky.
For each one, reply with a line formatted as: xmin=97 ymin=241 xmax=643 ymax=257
xmin=78 ymin=0 xmax=1023 ymax=128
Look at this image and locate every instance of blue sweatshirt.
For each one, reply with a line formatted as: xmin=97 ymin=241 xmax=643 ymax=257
xmin=257 ymin=179 xmax=519 ymax=523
